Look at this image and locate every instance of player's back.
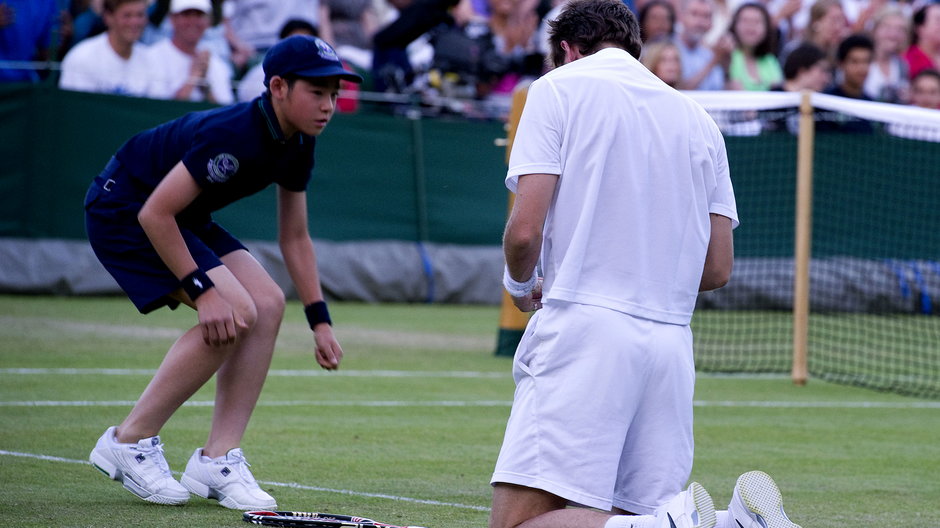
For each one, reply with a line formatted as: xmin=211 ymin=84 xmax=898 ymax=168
xmin=510 ymin=47 xmax=735 ymax=325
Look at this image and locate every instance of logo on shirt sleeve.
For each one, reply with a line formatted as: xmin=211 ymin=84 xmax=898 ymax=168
xmin=207 ymin=153 xmax=239 ymax=183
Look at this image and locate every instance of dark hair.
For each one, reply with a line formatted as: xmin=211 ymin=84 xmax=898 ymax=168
xmin=103 ymin=0 xmax=145 ymax=13
xmin=910 ymin=4 xmax=938 ymax=46
xmin=912 ymin=67 xmax=940 ymax=85
xmin=836 ymin=33 xmax=874 ymax=63
xmin=783 ymin=42 xmax=827 ymax=80
xmin=548 ymin=0 xmax=642 ymax=66
xmin=730 ymin=2 xmax=776 ymax=58
xmin=638 ymin=0 xmax=676 ymax=42
xmin=279 ymin=19 xmax=319 ymax=40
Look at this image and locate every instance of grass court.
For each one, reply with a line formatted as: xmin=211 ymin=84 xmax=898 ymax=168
xmin=1 ymin=295 xmax=937 ymax=527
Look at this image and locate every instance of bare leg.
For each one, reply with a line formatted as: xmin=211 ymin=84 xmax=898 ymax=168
xmin=115 ymin=254 xmax=260 ymax=444
xmin=115 ymin=328 xmax=235 ymax=443
xmin=202 ymin=250 xmax=285 ymax=457
xmin=490 ymin=483 xmax=619 ymax=528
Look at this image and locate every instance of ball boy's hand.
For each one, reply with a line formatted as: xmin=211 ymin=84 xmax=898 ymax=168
xmin=195 ymin=289 xmax=247 ymax=346
xmin=313 ymin=323 xmax=343 ymax=370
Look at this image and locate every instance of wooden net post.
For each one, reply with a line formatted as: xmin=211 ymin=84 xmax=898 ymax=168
xmin=792 ymin=90 xmax=815 ymax=385
xmin=494 ymin=85 xmax=531 ymax=357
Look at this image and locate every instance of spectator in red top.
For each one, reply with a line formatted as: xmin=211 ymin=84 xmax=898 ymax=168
xmin=903 ymin=3 xmax=940 ymax=79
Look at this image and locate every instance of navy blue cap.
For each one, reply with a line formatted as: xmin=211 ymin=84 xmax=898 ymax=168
xmin=263 ymin=35 xmax=363 ymax=86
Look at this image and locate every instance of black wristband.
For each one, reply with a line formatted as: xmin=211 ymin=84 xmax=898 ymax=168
xmin=180 ymin=269 xmax=215 ymax=301
xmin=304 ymin=301 xmax=332 ymax=329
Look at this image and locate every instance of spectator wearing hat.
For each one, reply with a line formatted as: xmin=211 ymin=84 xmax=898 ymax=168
xmin=59 ymin=0 xmax=152 ymax=96
xmin=147 ymin=0 xmax=234 ymax=104
xmin=84 ymin=35 xmax=362 ymax=510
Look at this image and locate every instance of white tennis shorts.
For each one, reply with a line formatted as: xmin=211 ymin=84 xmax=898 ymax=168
xmin=490 ymin=300 xmax=695 ymax=515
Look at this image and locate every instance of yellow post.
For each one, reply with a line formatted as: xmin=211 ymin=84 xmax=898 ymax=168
xmin=495 ymin=84 xmax=532 ymax=357
xmin=792 ymin=90 xmax=814 ymax=385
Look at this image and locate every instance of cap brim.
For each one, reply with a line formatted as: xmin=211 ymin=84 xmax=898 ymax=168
xmin=292 ymin=65 xmax=363 ymax=84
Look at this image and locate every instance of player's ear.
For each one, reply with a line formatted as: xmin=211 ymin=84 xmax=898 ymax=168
xmin=268 ymin=76 xmax=289 ymax=99
xmin=560 ymin=41 xmax=581 ymax=64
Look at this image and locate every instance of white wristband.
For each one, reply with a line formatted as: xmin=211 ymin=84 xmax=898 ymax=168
xmin=503 ymin=266 xmax=538 ymax=298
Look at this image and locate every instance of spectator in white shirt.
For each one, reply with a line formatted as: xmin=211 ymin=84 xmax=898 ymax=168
xmin=59 ymin=0 xmax=152 ymax=96
xmin=147 ymin=0 xmax=234 ymax=104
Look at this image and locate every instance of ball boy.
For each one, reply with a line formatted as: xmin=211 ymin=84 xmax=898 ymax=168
xmin=85 ymin=35 xmax=360 ymax=509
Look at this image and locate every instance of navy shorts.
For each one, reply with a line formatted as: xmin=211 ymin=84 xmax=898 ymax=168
xmin=84 ymin=158 xmax=247 ymax=314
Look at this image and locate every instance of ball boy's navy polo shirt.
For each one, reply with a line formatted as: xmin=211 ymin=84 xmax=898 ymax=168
xmin=83 ymin=95 xmax=318 ymax=313
xmin=88 ymin=95 xmax=316 ymax=224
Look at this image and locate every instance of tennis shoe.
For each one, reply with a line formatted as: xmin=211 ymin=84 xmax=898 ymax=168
xmin=655 ymin=482 xmax=717 ymax=528
xmin=181 ymin=447 xmax=277 ymax=510
xmin=89 ymin=426 xmax=189 ymax=505
xmin=729 ymin=471 xmax=801 ymax=528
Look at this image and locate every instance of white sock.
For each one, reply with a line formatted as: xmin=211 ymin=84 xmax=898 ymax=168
xmin=605 ymin=514 xmax=657 ymax=528
xmin=715 ymin=510 xmax=732 ymax=528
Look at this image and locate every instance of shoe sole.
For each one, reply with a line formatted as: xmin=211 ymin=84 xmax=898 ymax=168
xmin=90 ymin=449 xmax=188 ymax=506
xmin=180 ymin=473 xmax=276 ymax=511
xmin=735 ymin=471 xmax=801 ymax=528
xmin=688 ymin=482 xmax=717 ymax=528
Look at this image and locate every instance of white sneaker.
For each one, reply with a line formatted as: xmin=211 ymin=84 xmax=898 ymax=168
xmin=655 ymin=482 xmax=717 ymax=528
xmin=180 ymin=447 xmax=277 ymax=510
xmin=89 ymin=426 xmax=189 ymax=505
xmin=729 ymin=471 xmax=801 ymax=528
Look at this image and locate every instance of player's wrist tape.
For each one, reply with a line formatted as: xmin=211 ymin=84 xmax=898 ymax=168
xmin=180 ymin=269 xmax=214 ymax=301
xmin=503 ymin=266 xmax=537 ymax=298
xmin=304 ymin=301 xmax=332 ymax=329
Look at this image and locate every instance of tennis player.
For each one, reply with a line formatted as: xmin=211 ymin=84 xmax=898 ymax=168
xmin=490 ymin=1 xmax=799 ymax=528
xmin=85 ymin=35 xmax=360 ymax=509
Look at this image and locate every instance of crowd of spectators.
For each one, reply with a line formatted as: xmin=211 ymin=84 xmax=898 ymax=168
xmin=0 ymin=0 xmax=938 ymax=116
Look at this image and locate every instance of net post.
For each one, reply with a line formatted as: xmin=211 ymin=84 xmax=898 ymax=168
xmin=792 ymin=90 xmax=814 ymax=386
xmin=495 ymin=84 xmax=532 ymax=357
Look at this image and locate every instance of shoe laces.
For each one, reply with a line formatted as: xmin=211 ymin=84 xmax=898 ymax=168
xmin=225 ymin=449 xmax=258 ymax=485
xmin=134 ymin=440 xmax=173 ymax=479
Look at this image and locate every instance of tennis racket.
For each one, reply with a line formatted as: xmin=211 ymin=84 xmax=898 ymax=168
xmin=243 ymin=510 xmax=428 ymax=528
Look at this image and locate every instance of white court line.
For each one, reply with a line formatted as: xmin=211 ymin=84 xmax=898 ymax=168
xmin=0 ymin=368 xmax=813 ymax=381
xmin=693 ymin=400 xmax=940 ymax=409
xmin=1 ymin=399 xmax=937 ymax=408
xmin=0 ymin=400 xmax=512 ymax=407
xmin=0 ymin=368 xmax=507 ymax=379
xmin=0 ymin=449 xmax=491 ymax=512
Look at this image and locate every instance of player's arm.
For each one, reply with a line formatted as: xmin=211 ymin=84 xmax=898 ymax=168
xmin=700 ymin=213 xmax=734 ymax=291
xmin=503 ymin=172 xmax=558 ymax=312
xmin=138 ymin=161 xmax=245 ymax=346
xmin=277 ymin=186 xmax=343 ymax=370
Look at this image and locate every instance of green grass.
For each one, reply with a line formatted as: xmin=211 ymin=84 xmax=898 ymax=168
xmin=1 ymin=295 xmax=938 ymax=527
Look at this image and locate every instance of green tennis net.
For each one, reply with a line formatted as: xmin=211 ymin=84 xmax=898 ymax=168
xmin=688 ymin=92 xmax=940 ymax=399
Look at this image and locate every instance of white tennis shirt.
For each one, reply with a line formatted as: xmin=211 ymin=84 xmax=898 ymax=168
xmin=59 ymin=33 xmax=153 ymax=97
xmin=507 ymin=47 xmax=738 ymax=325
xmin=147 ymin=39 xmax=235 ymax=104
